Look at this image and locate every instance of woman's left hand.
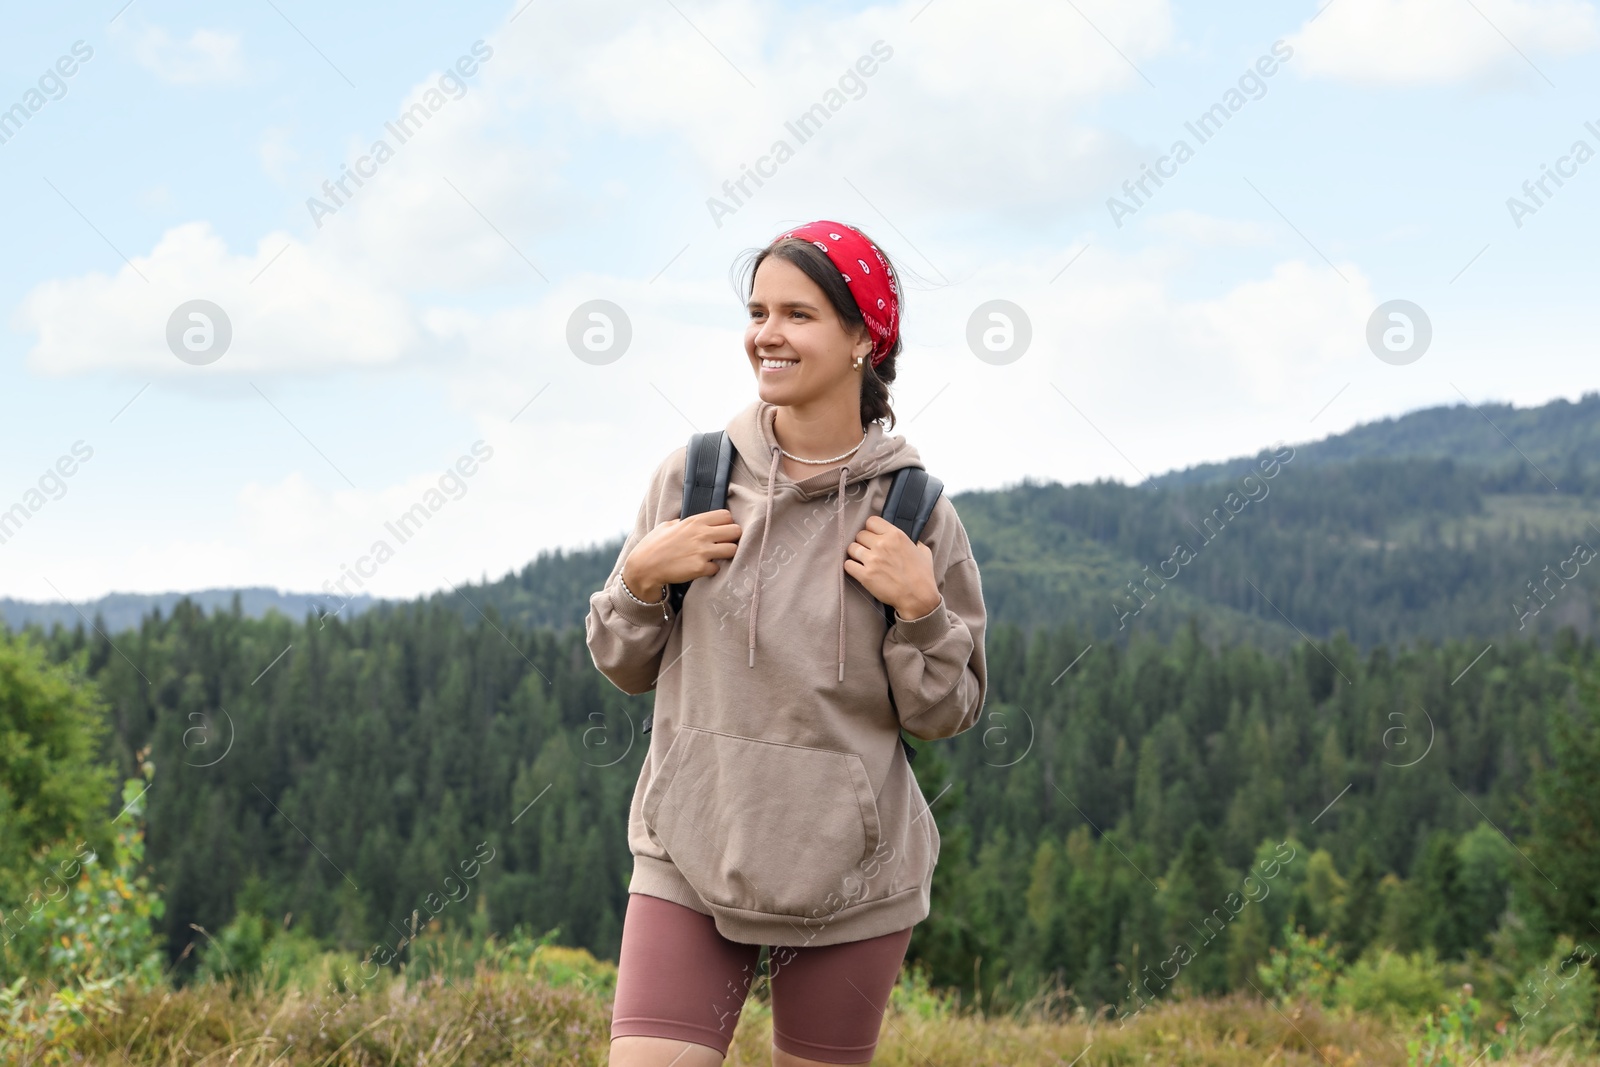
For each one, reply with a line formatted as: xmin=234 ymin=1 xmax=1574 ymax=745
xmin=844 ymin=516 xmax=942 ymax=620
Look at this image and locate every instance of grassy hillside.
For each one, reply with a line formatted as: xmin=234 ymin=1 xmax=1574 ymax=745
xmin=35 ymin=942 xmax=1599 ymax=1066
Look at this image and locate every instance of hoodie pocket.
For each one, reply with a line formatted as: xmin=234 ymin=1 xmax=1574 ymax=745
xmin=642 ymin=726 xmax=883 ymax=917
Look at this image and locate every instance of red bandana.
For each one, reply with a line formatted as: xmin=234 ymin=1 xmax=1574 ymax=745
xmin=774 ymin=220 xmax=900 ymax=367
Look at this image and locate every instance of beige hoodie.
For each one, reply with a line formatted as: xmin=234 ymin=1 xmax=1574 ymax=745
xmin=585 ymin=398 xmax=988 ymax=947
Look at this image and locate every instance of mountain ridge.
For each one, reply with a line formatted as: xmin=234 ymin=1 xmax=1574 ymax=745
xmin=6 ymin=391 xmax=1597 ymax=651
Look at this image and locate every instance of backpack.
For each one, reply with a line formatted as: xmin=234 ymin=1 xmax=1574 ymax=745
xmin=641 ymin=429 xmax=944 ymax=766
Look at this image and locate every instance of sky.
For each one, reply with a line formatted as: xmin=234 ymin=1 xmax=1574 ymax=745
xmin=1 ymin=0 xmax=1597 ymax=605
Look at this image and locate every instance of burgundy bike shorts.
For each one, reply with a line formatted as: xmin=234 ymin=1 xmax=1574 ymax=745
xmin=610 ymin=892 xmax=914 ymax=1063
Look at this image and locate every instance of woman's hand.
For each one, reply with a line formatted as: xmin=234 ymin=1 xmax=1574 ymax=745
xmin=622 ymin=509 xmax=742 ymax=595
xmin=844 ymin=515 xmax=941 ymax=620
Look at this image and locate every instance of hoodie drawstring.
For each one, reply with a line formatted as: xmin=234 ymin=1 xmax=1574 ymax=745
xmin=746 ymin=442 xmax=852 ymax=684
xmin=749 ymin=445 xmax=781 ymax=668
xmin=836 ymin=462 xmax=849 ymax=682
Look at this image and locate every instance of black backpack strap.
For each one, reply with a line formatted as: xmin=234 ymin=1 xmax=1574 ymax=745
xmin=647 ymin=431 xmax=734 ymax=737
xmin=879 ymin=466 xmax=944 ymax=628
xmin=878 ymin=466 xmax=944 ymax=767
xmin=667 ymin=431 xmax=735 ymax=615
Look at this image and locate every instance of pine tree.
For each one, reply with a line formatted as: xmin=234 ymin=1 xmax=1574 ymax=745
xmin=1336 ymin=845 xmax=1382 ymax=963
xmin=1160 ymin=823 xmax=1230 ymax=995
xmin=1526 ymin=660 xmax=1600 ymax=943
xmin=1416 ymin=830 xmax=1471 ymax=959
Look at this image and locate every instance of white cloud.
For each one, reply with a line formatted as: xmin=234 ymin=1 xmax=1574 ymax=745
xmin=14 ymin=0 xmax=1179 ymax=380
xmin=12 ymin=33 xmax=564 ymax=376
xmin=498 ymin=0 xmax=1176 ymax=220
xmin=130 ymin=26 xmax=246 ymax=85
xmin=13 ymin=221 xmax=432 ymax=376
xmin=1175 ymin=258 xmax=1374 ymax=403
xmin=1285 ymin=0 xmax=1599 ymax=85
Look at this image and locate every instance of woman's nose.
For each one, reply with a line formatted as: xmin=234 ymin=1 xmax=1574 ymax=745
xmin=753 ymin=315 xmax=782 ymax=349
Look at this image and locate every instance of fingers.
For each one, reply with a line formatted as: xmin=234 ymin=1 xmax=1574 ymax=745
xmin=686 ymin=510 xmax=741 ymax=540
xmin=854 ymin=516 xmax=909 ymax=546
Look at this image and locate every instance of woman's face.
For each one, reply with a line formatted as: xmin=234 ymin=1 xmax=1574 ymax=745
xmin=745 ymin=254 xmax=868 ymax=411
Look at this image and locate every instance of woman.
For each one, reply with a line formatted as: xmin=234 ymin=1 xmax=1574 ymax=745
xmin=587 ymin=219 xmax=988 ymax=1066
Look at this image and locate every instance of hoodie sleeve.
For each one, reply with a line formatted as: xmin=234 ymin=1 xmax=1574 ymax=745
xmin=584 ymin=447 xmax=686 ymax=696
xmin=882 ymin=496 xmax=988 ymax=741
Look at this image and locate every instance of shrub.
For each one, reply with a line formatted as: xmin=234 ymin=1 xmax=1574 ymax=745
xmin=527 ymin=944 xmax=617 ymax=996
xmin=0 ymin=770 xmax=167 ymax=1064
xmin=890 ymin=958 xmax=953 ymax=1021
xmin=479 ymin=922 xmax=617 ymax=996
xmin=1 ymin=773 xmax=166 ymax=988
xmin=1508 ymin=935 xmax=1598 ymax=1051
xmin=1256 ymin=922 xmax=1343 ymax=1007
xmin=1406 ymin=983 xmax=1505 ymax=1065
xmin=0 ymin=972 xmax=122 ymax=1067
xmin=193 ymin=908 xmax=324 ymax=994
xmin=0 ymin=633 xmax=116 ymax=904
xmin=1334 ymin=945 xmax=1450 ymax=1022
xmin=193 ymin=909 xmax=271 ymax=988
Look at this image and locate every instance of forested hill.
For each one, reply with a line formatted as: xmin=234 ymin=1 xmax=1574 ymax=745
xmin=19 ymin=572 xmax=1600 ymax=1016
xmin=5 ymin=391 xmax=1598 ymax=653
xmin=432 ymin=391 xmax=1600 ymax=653
xmin=5 ymin=391 xmax=1599 ymax=1022
xmin=0 ymin=587 xmax=382 ymax=638
xmin=1142 ymin=390 xmax=1600 ymax=490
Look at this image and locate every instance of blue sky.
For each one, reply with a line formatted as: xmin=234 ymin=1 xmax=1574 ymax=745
xmin=2 ymin=0 xmax=1597 ymax=603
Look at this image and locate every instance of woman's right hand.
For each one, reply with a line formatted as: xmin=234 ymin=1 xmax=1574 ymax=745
xmin=622 ymin=509 xmax=742 ymax=594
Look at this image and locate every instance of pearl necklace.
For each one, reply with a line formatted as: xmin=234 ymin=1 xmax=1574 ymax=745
xmin=778 ymin=430 xmax=867 ymax=464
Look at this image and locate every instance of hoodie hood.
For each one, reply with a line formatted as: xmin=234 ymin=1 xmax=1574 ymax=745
xmin=724 ymin=398 xmax=922 ymax=682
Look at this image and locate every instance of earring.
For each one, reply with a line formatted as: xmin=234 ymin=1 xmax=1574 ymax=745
xmin=853 ymin=356 xmax=864 ymax=370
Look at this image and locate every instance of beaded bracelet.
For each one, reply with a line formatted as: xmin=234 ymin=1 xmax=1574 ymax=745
xmin=620 ymin=573 xmax=671 ymax=622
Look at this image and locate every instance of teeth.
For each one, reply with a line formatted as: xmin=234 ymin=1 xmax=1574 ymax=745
xmin=761 ymin=358 xmax=798 ymax=368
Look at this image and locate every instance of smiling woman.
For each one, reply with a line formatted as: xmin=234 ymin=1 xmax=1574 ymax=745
xmin=593 ymin=219 xmax=988 ymax=1066
xmin=734 ymin=223 xmax=903 ymax=448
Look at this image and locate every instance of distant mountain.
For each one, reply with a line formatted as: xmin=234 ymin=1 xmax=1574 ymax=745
xmin=1144 ymin=390 xmax=1600 ymax=489
xmin=0 ymin=587 xmax=379 ymax=638
xmin=444 ymin=391 xmax=1600 ymax=652
xmin=7 ymin=392 xmax=1599 ymax=653
xmin=470 ymin=392 xmax=1600 ymax=652
xmin=414 ymin=542 xmax=621 ymax=633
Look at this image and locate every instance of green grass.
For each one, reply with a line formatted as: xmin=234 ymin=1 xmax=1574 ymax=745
xmin=29 ymin=949 xmax=1600 ymax=1066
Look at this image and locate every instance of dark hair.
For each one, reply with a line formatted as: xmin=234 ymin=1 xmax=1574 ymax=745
xmin=733 ymin=228 xmax=901 ymax=433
